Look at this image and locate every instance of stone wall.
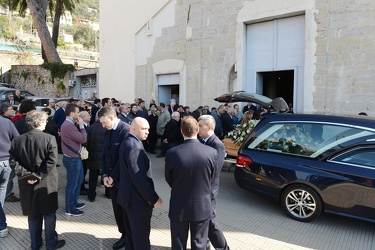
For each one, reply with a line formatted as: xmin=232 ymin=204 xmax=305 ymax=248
xmin=11 ymin=65 xmax=70 ymax=98
xmin=1 ymin=51 xmax=99 ymax=98
xmin=314 ymin=0 xmax=375 ymax=115
xmin=135 ymin=0 xmax=375 ymax=115
xmin=136 ymin=0 xmax=245 ymax=109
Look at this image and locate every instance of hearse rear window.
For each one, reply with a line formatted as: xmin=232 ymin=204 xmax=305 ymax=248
xmin=247 ymin=122 xmax=375 ymax=159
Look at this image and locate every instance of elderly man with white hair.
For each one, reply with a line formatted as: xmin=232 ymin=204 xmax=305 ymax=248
xmin=13 ymin=90 xmax=24 ymax=103
xmin=198 ymin=114 xmax=230 ymax=250
xmin=157 ymin=111 xmax=182 ymax=158
xmin=48 ymin=99 xmax=56 ymax=117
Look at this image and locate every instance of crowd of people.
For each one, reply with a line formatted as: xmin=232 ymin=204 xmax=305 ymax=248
xmin=0 ymin=91 xmax=262 ymax=250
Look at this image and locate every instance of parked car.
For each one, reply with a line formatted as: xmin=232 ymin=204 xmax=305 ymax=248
xmin=235 ymin=113 xmax=375 ymax=222
xmin=25 ymin=96 xmax=58 ymax=111
xmin=55 ymin=98 xmax=93 ymax=110
xmin=0 ymin=87 xmax=34 ymax=103
xmin=0 ymin=83 xmax=15 ymax=88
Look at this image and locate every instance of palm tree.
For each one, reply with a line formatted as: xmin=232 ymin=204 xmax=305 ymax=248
xmin=51 ymin=0 xmax=76 ymax=48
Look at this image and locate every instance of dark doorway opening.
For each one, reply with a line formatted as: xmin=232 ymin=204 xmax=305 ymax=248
xmin=158 ymin=85 xmax=179 ymax=105
xmin=261 ymin=70 xmax=294 ymax=106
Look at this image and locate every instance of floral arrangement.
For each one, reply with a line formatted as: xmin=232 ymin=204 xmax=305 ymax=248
xmin=255 ymin=124 xmax=315 ymax=156
xmin=226 ymin=120 xmax=260 ymax=145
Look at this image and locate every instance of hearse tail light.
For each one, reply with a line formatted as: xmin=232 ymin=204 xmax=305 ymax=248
xmin=236 ymin=155 xmax=252 ymax=168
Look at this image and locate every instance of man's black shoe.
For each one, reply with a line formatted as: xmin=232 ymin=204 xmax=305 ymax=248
xmin=148 ymin=150 xmax=156 ymax=154
xmin=5 ymin=195 xmax=20 ymax=202
xmin=89 ymin=197 xmax=95 ymax=202
xmin=113 ymin=238 xmax=126 ymax=250
xmin=156 ymin=154 xmax=165 ymax=158
xmin=47 ymin=239 xmax=66 ymax=250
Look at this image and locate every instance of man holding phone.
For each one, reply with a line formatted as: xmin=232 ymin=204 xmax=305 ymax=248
xmin=61 ymin=104 xmax=87 ymax=217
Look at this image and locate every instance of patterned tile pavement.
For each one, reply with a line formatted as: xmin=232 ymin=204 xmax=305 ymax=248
xmin=1 ymin=153 xmax=375 ymax=249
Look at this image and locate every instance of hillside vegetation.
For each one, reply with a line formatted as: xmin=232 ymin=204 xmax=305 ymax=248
xmin=73 ymin=0 xmax=99 ymax=21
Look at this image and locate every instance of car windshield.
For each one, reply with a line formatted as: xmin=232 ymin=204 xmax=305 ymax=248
xmin=247 ymin=121 xmax=375 ymax=159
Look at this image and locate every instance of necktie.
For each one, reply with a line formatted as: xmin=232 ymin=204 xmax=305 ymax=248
xmin=199 ymin=138 xmax=206 ymax=144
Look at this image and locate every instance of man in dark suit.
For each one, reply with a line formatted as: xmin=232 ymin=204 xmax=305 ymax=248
xmin=90 ymin=98 xmax=101 ymax=125
xmin=13 ymin=90 xmax=24 ymax=103
xmin=147 ymin=106 xmax=158 ymax=154
xmin=211 ymin=105 xmax=224 ymax=139
xmin=53 ymin=101 xmax=67 ymax=155
xmin=53 ymin=101 xmax=67 ymax=129
xmin=7 ymin=94 xmax=18 ymax=106
xmin=158 ymin=111 xmax=182 ymax=158
xmin=115 ymin=117 xmax=162 ymax=250
xmin=198 ymin=115 xmax=230 ymax=250
xmin=243 ymin=102 xmax=257 ymax=115
xmin=118 ymin=104 xmax=131 ymax=125
xmin=98 ymin=106 xmax=130 ymax=250
xmin=221 ymin=109 xmax=234 ymax=137
xmin=165 ymin=116 xmax=218 ymax=250
xmin=9 ymin=110 xmax=65 ymax=250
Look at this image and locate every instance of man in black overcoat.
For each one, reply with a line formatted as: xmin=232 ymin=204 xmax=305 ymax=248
xmin=90 ymin=98 xmax=101 ymax=125
xmin=86 ymin=120 xmax=106 ymax=202
xmin=159 ymin=111 xmax=182 ymax=157
xmin=147 ymin=106 xmax=158 ymax=153
xmin=115 ymin=117 xmax=162 ymax=250
xmin=165 ymin=116 xmax=218 ymax=250
xmin=98 ymin=106 xmax=130 ymax=250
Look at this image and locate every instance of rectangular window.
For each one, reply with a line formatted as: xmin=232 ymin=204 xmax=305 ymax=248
xmin=247 ymin=122 xmax=375 ymax=159
xmin=331 ymin=148 xmax=375 ymax=169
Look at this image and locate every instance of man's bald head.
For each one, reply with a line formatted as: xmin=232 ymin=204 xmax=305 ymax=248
xmin=131 ymin=117 xmax=150 ymax=141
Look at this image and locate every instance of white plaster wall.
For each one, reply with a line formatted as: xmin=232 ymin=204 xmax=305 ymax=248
xmin=99 ymin=0 xmax=170 ymax=102
xmin=135 ymin=0 xmax=176 ymax=66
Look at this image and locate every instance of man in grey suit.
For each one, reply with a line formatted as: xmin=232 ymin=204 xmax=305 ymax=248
xmin=198 ymin=115 xmax=230 ymax=250
xmin=165 ymin=116 xmax=218 ymax=250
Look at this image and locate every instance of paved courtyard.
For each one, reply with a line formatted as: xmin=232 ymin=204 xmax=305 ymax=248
xmin=1 ymin=153 xmax=375 ymax=249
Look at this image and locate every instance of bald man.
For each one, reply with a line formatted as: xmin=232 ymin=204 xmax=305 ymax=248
xmin=115 ymin=117 xmax=162 ymax=250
